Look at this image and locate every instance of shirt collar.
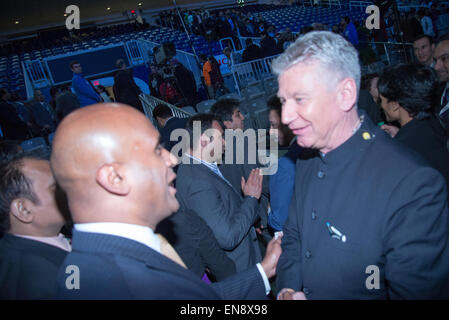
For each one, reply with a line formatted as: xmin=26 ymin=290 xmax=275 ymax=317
xmin=13 ymin=233 xmax=72 ymax=252
xmin=74 ymin=222 xmax=160 ymax=253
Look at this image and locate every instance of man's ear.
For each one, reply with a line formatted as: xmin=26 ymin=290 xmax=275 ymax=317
xmin=96 ymin=163 xmax=131 ymax=196
xmin=10 ymin=199 xmax=33 ymax=224
xmin=337 ymin=78 xmax=358 ymax=112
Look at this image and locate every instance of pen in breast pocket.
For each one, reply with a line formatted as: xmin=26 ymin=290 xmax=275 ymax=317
xmin=326 ymin=222 xmax=347 ymax=243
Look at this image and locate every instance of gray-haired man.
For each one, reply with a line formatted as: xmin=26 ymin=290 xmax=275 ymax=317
xmin=274 ymin=31 xmax=449 ymax=300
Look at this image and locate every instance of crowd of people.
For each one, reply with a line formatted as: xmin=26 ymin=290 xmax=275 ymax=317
xmin=1 ymin=1 xmax=449 ymax=302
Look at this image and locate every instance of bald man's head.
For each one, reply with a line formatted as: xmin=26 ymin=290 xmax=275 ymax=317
xmin=51 ymin=103 xmax=179 ymax=229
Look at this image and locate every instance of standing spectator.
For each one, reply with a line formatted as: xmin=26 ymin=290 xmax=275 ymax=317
xmin=55 ymin=85 xmax=80 ymax=120
xmin=30 ymin=90 xmax=58 ymax=134
xmin=433 ymin=35 xmax=449 ymax=134
xmin=341 ymin=16 xmax=359 ymax=47
xmin=200 ymin=54 xmax=214 ymax=99
xmin=378 ymin=63 xmax=449 ymax=192
xmin=113 ymin=59 xmax=143 ymax=112
xmin=0 ymin=88 xmax=29 ymax=141
xmin=418 ymin=7 xmax=436 ymax=37
xmin=148 ymin=64 xmax=163 ymax=99
xmin=172 ymin=59 xmax=198 ymax=107
xmin=242 ymin=39 xmax=262 ymax=62
xmin=402 ymin=9 xmax=424 ymax=42
xmin=260 ymin=31 xmax=280 ymax=57
xmin=70 ymin=61 xmax=102 ymax=107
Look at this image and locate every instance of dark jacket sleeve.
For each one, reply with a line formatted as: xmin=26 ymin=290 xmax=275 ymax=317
xmin=382 ymin=167 xmax=449 ymax=299
xmin=211 ymin=266 xmax=268 ymax=300
xmin=192 ymin=213 xmax=237 ymax=280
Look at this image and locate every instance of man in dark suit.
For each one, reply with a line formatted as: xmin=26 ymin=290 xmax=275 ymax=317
xmin=0 ymin=153 xmax=70 ymax=299
xmin=113 ymin=59 xmax=143 ymax=112
xmin=156 ymin=208 xmax=237 ymax=281
xmin=210 ymin=99 xmax=271 ymax=243
xmin=51 ymin=103 xmax=281 ymax=299
xmin=176 ymin=114 xmax=263 ymax=273
xmin=273 ymin=31 xmax=449 ymax=299
xmin=152 ymin=104 xmax=188 ymax=154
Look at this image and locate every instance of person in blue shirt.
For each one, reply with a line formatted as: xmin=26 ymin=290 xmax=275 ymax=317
xmin=70 ymin=61 xmax=102 ymax=107
xmin=341 ymin=16 xmax=359 ymax=48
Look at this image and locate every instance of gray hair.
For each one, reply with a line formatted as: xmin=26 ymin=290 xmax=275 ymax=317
xmin=271 ymin=31 xmax=361 ymax=93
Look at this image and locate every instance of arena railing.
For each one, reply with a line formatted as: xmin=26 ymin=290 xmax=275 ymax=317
xmin=139 ymin=93 xmax=193 ymax=127
xmin=231 ymin=53 xmax=281 ymax=96
xmin=22 ymin=59 xmax=50 ymax=90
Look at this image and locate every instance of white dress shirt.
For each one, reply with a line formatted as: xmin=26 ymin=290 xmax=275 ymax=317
xmin=74 ymin=222 xmax=161 ymax=253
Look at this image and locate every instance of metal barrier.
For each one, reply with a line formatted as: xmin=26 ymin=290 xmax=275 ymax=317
xmin=22 ymin=59 xmax=50 ymax=89
xmin=231 ymin=54 xmax=281 ymax=96
xmin=139 ymin=93 xmax=193 ymax=127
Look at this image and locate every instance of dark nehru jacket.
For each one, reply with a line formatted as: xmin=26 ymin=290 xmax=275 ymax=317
xmin=277 ymin=110 xmax=449 ymax=299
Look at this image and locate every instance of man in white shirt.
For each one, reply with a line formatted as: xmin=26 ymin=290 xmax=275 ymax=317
xmin=51 ymin=103 xmax=281 ymax=299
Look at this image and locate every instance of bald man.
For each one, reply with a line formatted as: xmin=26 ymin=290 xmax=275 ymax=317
xmin=51 ymin=103 xmax=281 ymax=299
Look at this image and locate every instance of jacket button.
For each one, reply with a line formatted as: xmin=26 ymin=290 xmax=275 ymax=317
xmin=305 ymin=250 xmax=311 ymax=258
xmin=317 ymin=170 xmax=325 ymax=179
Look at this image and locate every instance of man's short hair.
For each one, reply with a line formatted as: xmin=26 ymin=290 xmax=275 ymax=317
xmin=272 ymin=31 xmax=361 ymax=93
xmin=116 ymin=59 xmax=126 ymax=69
xmin=185 ymin=113 xmax=219 ymax=151
xmin=69 ymin=60 xmax=80 ymax=69
xmin=378 ymin=63 xmax=439 ymax=119
xmin=210 ymin=98 xmax=240 ymax=128
xmin=361 ymin=73 xmax=379 ymax=91
xmin=0 ymin=153 xmax=45 ymax=237
xmin=413 ymin=34 xmax=434 ymax=45
xmin=437 ymin=34 xmax=449 ymax=44
xmin=267 ymin=95 xmax=282 ymax=115
xmin=152 ymin=104 xmax=173 ymax=120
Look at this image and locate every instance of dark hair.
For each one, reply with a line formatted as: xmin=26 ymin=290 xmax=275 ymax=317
xmin=361 ymin=73 xmax=379 ymax=91
xmin=209 ymin=98 xmax=240 ymax=128
xmin=116 ymin=58 xmax=126 ymax=69
xmin=413 ymin=34 xmax=434 ymax=45
xmin=0 ymin=140 xmax=23 ymax=165
xmin=378 ymin=63 xmax=439 ymax=119
xmin=152 ymin=104 xmax=172 ymax=119
xmin=69 ymin=60 xmax=80 ymax=69
xmin=437 ymin=34 xmax=449 ymax=43
xmin=267 ymin=95 xmax=294 ymax=146
xmin=185 ymin=113 xmax=219 ymax=151
xmin=0 ymin=153 xmax=43 ymax=237
xmin=49 ymin=86 xmax=59 ymax=98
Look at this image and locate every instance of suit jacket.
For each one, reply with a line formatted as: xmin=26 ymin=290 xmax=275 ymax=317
xmin=113 ymin=69 xmax=143 ymax=112
xmin=277 ymin=110 xmax=449 ymax=299
xmin=55 ymin=230 xmax=267 ymax=299
xmin=176 ymin=159 xmax=262 ymax=272
xmin=0 ymin=234 xmax=67 ymax=299
xmin=161 ymin=117 xmax=188 ymax=154
xmin=156 ymin=209 xmax=237 ymax=281
xmin=219 ymin=135 xmax=270 ymax=237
